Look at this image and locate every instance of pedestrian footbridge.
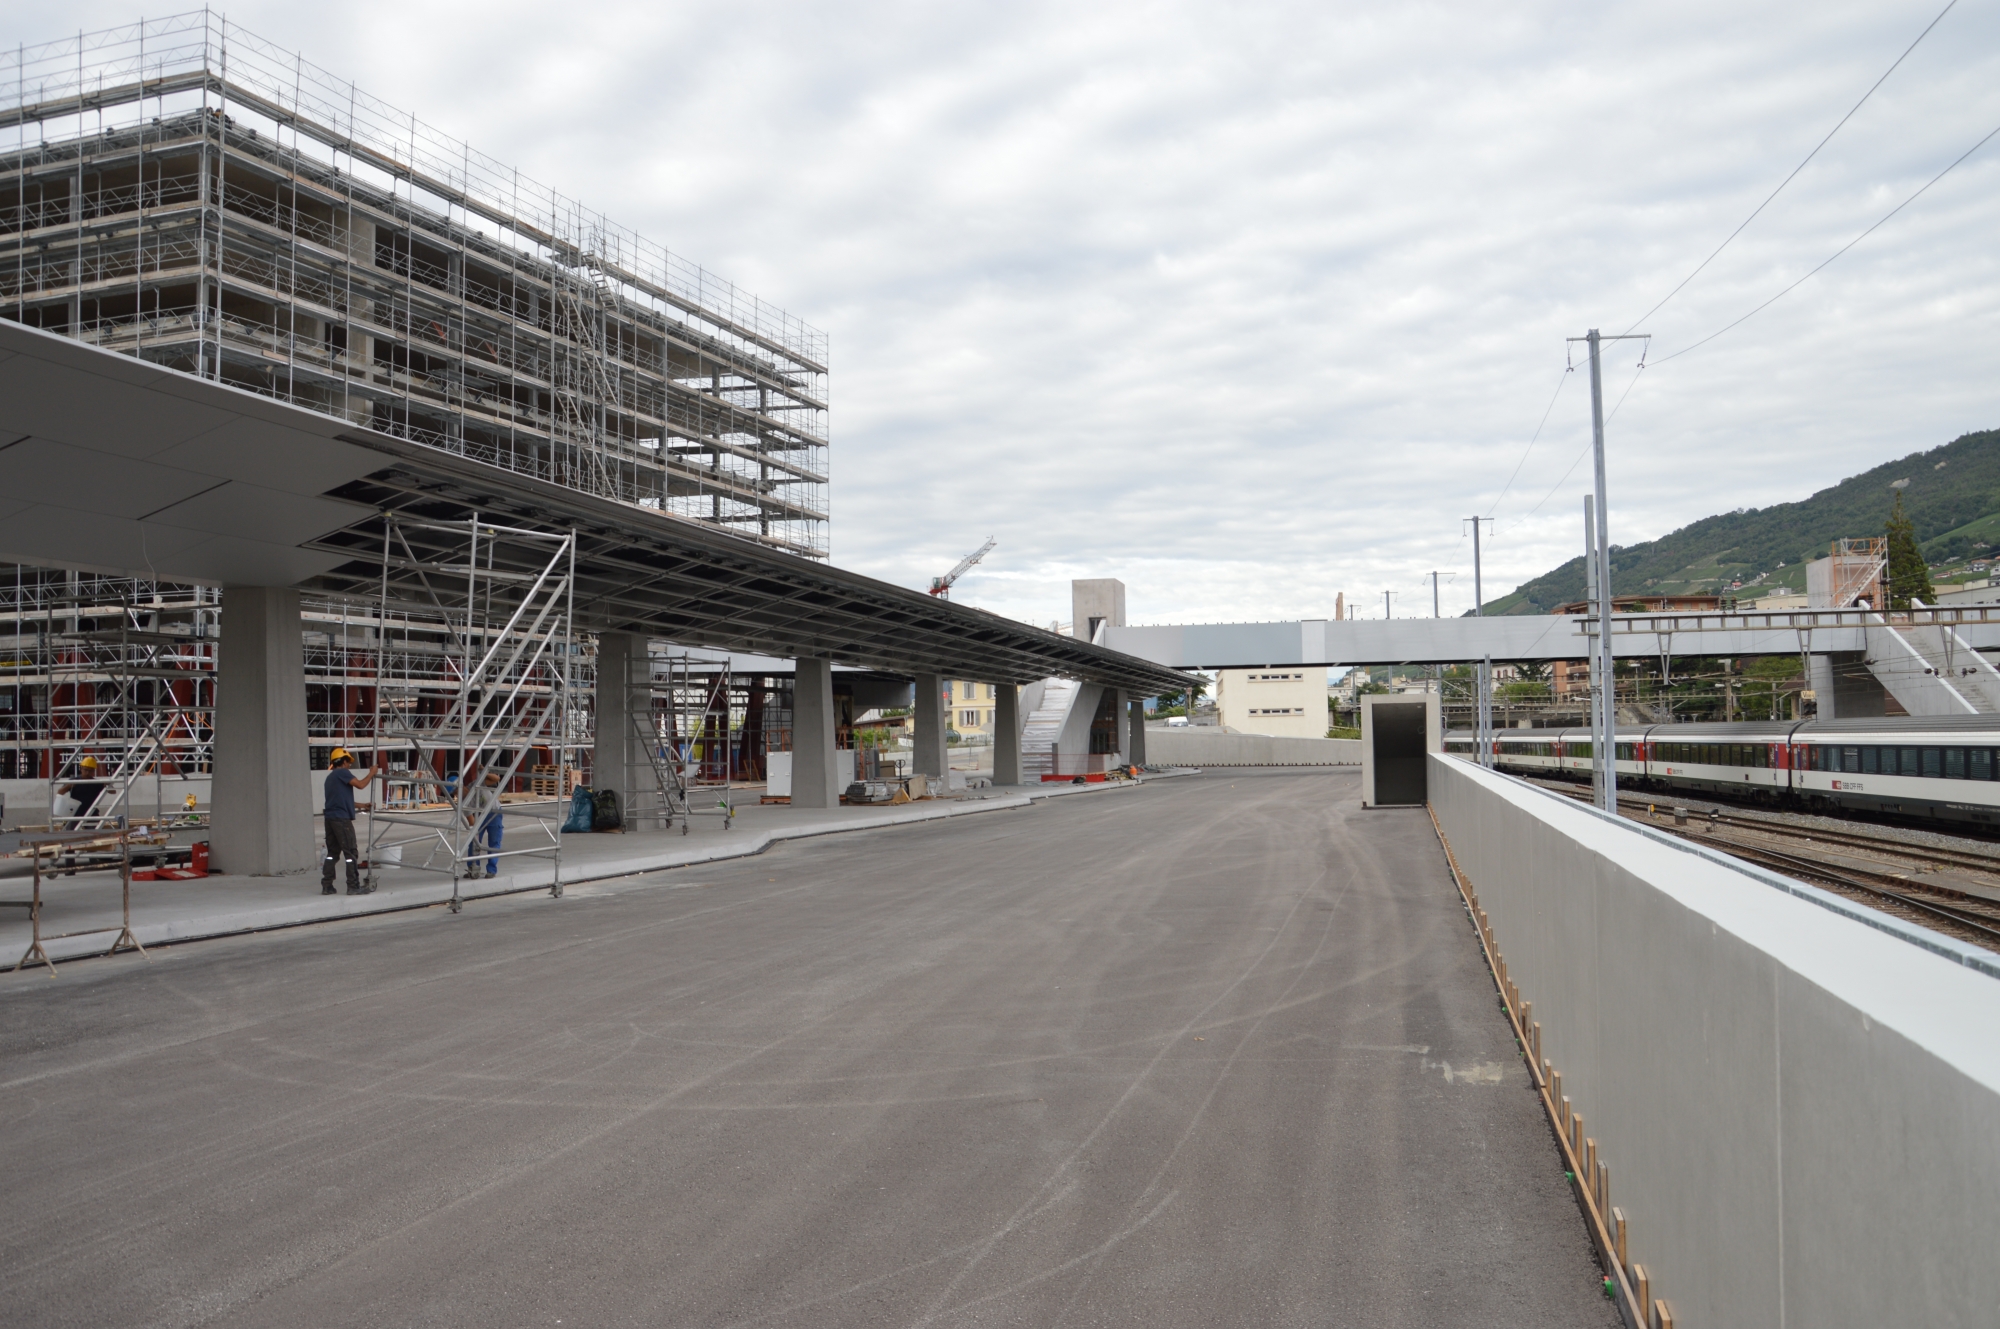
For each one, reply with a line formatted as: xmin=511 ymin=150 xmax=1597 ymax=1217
xmin=1106 ymin=608 xmax=2000 ymax=716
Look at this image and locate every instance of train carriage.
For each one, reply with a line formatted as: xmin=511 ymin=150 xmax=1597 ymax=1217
xmin=1493 ymin=730 xmax=1561 ymax=772
xmin=1447 ymin=715 xmax=2000 ymax=828
xmin=1542 ymin=727 xmax=1646 ymax=783
xmin=1791 ymin=715 xmax=2000 ymax=827
xmin=1641 ymin=721 xmax=1794 ymax=800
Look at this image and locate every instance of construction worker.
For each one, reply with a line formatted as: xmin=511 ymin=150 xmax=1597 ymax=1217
xmin=321 ymin=748 xmax=374 ymax=896
xmin=56 ymin=756 xmax=107 ymax=827
xmin=462 ymin=759 xmax=505 ymax=879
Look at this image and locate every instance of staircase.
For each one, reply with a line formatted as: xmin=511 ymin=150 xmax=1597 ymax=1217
xmin=1865 ymin=612 xmax=2000 ymax=715
xmin=1021 ymin=678 xmax=1081 ymax=781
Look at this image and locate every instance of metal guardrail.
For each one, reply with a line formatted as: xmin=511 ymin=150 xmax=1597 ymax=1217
xmin=1575 ymin=607 xmax=2000 ymax=635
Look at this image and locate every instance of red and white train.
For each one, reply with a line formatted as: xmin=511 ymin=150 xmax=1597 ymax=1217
xmin=1445 ymin=717 xmax=2000 ymax=829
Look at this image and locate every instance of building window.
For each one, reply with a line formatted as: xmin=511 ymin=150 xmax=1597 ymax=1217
xmin=961 ymin=710 xmax=978 ymax=727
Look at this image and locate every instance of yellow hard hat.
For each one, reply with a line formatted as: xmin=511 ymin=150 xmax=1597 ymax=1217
xmin=80 ymin=755 xmax=98 ymax=769
xmin=329 ymin=747 xmax=352 ymax=763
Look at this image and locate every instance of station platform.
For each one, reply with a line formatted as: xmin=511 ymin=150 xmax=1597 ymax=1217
xmin=0 ymin=767 xmax=1618 ymax=1326
xmin=0 ymin=775 xmax=1184 ymax=972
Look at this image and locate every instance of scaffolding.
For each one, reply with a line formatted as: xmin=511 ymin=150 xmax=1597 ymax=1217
xmin=0 ymin=558 xmax=865 ymax=860
xmin=1827 ymin=538 xmax=1888 ymax=611
xmin=0 ymin=12 xmax=830 ymax=557
xmin=0 ymin=566 xmax=216 ymax=825
xmin=359 ymin=515 xmax=578 ymax=910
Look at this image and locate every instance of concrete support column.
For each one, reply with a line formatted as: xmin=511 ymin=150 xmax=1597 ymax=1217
xmin=211 ymin=586 xmax=314 ymax=876
xmin=793 ymin=657 xmax=841 ymax=808
xmin=1808 ymin=654 xmax=1836 ymax=720
xmin=1113 ymin=688 xmax=1130 ymax=760
xmin=994 ymin=683 xmax=1022 ymax=786
xmin=592 ymin=632 xmax=645 ymax=805
xmin=1127 ymin=697 xmax=1148 ymax=766
xmin=913 ymin=672 xmax=947 ymax=779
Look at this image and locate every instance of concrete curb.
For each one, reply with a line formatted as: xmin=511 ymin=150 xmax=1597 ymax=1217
xmin=10 ymin=771 xmax=1195 ymax=969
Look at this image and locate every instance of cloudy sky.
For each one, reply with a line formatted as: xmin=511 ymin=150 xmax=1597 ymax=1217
xmin=13 ymin=1 xmax=1998 ymax=626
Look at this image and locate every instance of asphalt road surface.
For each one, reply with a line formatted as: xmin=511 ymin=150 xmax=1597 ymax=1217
xmin=2 ymin=769 xmax=1618 ymax=1328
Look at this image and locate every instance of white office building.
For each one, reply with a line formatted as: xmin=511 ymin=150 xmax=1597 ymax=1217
xmin=1215 ymin=669 xmax=1326 ymax=738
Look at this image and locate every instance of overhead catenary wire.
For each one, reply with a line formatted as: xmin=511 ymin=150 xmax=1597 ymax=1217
xmin=1480 ymin=5 xmax=1965 ymax=573
xmin=1504 ymin=356 xmax=1648 ymax=529
xmin=1497 ymin=10 xmax=1982 ymax=542
xmin=1620 ymin=0 xmax=1961 ymax=336
xmin=1482 ymin=366 xmax=1574 ymax=518
xmin=1648 ymin=115 xmax=2000 ymax=367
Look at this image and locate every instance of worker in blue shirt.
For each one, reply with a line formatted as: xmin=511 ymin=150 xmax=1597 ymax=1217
xmin=321 ymin=748 xmax=374 ymax=895
xmin=467 ymin=761 xmax=505 ymax=878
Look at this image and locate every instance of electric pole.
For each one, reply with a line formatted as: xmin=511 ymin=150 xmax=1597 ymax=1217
xmin=1567 ymin=327 xmax=1648 ymax=813
xmin=1464 ymin=517 xmax=1494 ymax=765
xmin=1383 ymin=590 xmax=1395 ymax=620
xmin=1465 ymin=517 xmax=1493 ymax=617
xmin=1584 ymin=494 xmax=1601 ymax=807
xmin=1429 ymin=572 xmax=1442 ymax=696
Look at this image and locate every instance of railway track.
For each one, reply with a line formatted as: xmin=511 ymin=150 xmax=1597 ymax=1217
xmin=1677 ymin=838 xmax=2000 ymax=946
xmin=1525 ymin=777 xmax=2000 ymax=952
xmin=1635 ymin=804 xmax=2000 ymax=882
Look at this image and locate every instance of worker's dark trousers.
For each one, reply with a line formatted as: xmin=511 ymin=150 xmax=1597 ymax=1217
xmin=321 ymin=817 xmax=361 ymax=890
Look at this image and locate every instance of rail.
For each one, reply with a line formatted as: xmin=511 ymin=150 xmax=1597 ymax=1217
xmin=1531 ymin=779 xmax=2000 ymax=953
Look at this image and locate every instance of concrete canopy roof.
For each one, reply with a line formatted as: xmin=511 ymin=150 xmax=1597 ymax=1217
xmin=0 ymin=320 xmax=1190 ymax=693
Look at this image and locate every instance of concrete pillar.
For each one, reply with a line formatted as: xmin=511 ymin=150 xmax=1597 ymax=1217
xmin=793 ymin=657 xmax=840 ymax=808
xmin=1127 ymin=697 xmax=1148 ymax=766
xmin=592 ymin=632 xmax=645 ymax=804
xmin=994 ymin=683 xmax=1022 ymax=785
xmin=913 ymin=671 xmax=947 ymax=779
xmin=1071 ymin=578 xmax=1127 ymax=644
xmin=211 ymin=586 xmax=314 ymax=875
xmin=1808 ymin=654 xmax=1837 ymax=720
xmin=1112 ymin=687 xmax=1130 ymax=759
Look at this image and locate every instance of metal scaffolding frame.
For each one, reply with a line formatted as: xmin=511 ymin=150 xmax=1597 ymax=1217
xmin=358 ymin=514 xmax=577 ymax=911
xmin=0 ymin=12 xmax=830 ymax=558
xmin=0 ymin=567 xmax=216 ymax=822
xmin=50 ymin=615 xmax=217 ymax=830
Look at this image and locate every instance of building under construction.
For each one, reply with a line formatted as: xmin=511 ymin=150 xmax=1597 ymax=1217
xmin=0 ymin=14 xmax=831 ymax=822
xmin=1 ymin=11 xmax=828 ymax=557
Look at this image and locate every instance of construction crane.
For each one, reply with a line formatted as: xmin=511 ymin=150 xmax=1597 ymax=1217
xmin=929 ymin=537 xmax=997 ymax=599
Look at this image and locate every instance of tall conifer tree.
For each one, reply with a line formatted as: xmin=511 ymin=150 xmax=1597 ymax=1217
xmin=1884 ymin=490 xmax=1934 ymax=609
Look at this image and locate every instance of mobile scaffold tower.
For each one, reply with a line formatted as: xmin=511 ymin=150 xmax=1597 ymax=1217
xmin=360 ymin=514 xmax=577 ymax=911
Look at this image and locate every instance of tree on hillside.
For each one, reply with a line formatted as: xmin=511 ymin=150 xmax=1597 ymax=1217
xmin=1885 ymin=491 xmax=1935 ymax=610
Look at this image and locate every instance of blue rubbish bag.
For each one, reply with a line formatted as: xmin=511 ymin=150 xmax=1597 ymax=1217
xmin=562 ymin=786 xmax=595 ymax=834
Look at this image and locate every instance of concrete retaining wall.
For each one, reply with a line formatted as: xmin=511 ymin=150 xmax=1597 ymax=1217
xmin=1144 ymin=729 xmax=1361 ymax=767
xmin=1428 ymin=753 xmax=2000 ymax=1328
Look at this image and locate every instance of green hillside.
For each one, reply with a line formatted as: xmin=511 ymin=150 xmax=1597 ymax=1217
xmin=1484 ymin=427 xmax=2000 ymax=614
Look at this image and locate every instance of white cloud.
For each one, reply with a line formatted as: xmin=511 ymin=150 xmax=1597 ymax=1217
xmin=9 ymin=0 xmax=1998 ymax=626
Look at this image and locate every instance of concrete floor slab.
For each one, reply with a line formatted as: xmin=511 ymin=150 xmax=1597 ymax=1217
xmin=0 ymin=768 xmax=1616 ymax=1327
